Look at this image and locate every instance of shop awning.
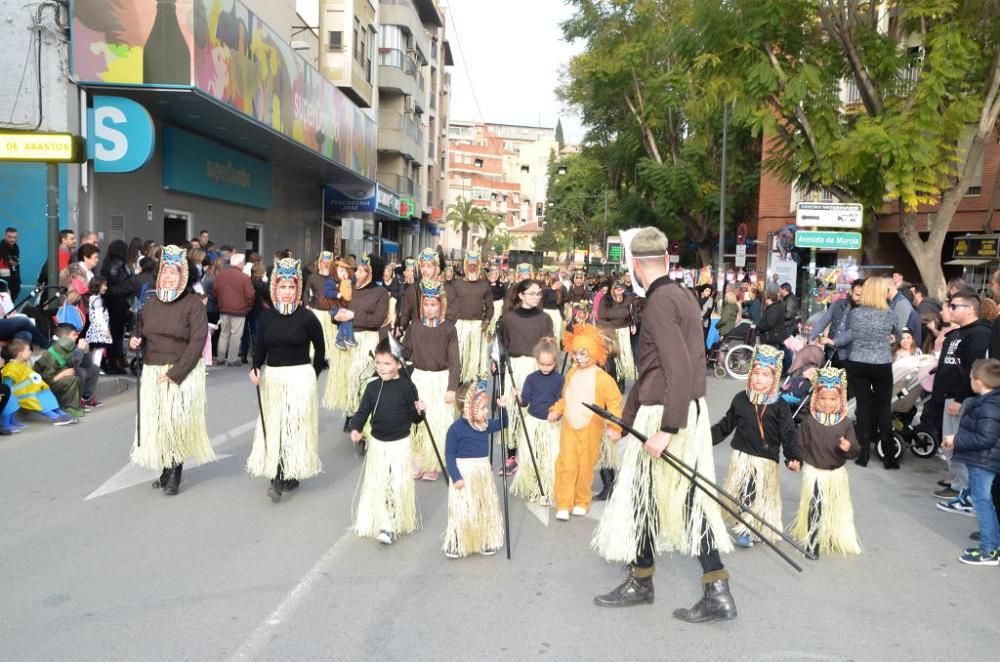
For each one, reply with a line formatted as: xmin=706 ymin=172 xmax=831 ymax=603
xmin=381 ymin=238 xmax=400 ymax=253
xmin=944 ymin=258 xmax=995 ymax=266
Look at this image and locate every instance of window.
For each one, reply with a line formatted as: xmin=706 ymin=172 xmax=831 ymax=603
xmin=520 ymin=165 xmax=529 ymax=173
xmin=474 ymin=158 xmax=484 ymax=168
xmin=353 ymin=17 xmax=361 ymax=61
xmin=327 ymin=31 xmax=343 ymax=51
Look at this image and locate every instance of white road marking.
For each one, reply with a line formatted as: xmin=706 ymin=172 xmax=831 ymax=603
xmin=84 ymin=420 xmax=256 ymax=500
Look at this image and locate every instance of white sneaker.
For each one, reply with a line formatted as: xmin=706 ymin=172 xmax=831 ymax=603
xmin=556 ymin=510 xmax=570 ymax=521
xmin=444 ymin=549 xmax=460 ymax=559
xmin=376 ymin=530 xmax=393 ymax=545
xmin=477 ymin=548 xmax=497 ymax=556
xmin=571 ymin=506 xmax=588 ymax=517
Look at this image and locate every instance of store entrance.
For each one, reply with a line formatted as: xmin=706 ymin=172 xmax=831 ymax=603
xmin=245 ymin=223 xmax=263 ymax=258
xmin=163 ymin=210 xmax=191 ymax=246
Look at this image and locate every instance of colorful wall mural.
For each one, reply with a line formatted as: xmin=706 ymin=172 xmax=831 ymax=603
xmin=71 ymin=0 xmax=377 ymax=181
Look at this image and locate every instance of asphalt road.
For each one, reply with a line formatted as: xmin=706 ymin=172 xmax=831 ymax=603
xmin=1 ymin=365 xmax=998 ymax=661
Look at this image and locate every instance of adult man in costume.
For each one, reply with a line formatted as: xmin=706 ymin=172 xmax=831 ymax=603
xmin=591 ymin=227 xmax=735 ymax=622
xmin=397 ymin=248 xmax=455 ymax=335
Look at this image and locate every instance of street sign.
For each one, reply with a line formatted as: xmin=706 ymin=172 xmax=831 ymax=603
xmin=794 ymin=230 xmax=862 ymax=250
xmin=952 ymin=235 xmax=1000 ymax=259
xmin=735 ymin=244 xmax=747 ymax=267
xmin=0 ymin=131 xmax=84 ymax=163
xmin=795 ymin=202 xmax=863 ymax=229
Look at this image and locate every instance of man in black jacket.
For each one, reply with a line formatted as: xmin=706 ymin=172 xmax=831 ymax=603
xmin=778 ymin=282 xmax=799 ymax=336
xmin=0 ymin=227 xmax=21 ymax=300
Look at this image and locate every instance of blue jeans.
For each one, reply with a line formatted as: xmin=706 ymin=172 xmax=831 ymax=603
xmin=0 ymin=317 xmax=50 ymax=348
xmin=967 ymin=465 xmax=999 ymax=553
xmin=332 ymin=307 xmax=354 ymax=344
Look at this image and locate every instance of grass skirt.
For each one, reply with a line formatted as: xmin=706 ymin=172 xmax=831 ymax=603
xmin=613 ymin=327 xmax=637 ymax=383
xmin=598 ymin=428 xmax=621 ymax=470
xmin=791 ymin=464 xmax=862 ymax=556
xmin=353 ymin=437 xmax=420 ymax=539
xmin=410 ymin=368 xmax=456 ymax=473
xmin=130 ymin=362 xmax=215 ymax=470
xmin=502 ymin=355 xmax=537 ymax=450
xmin=443 ymin=457 xmax=505 ymax=557
xmin=323 ymin=330 xmax=380 ymax=413
xmin=456 ymin=319 xmax=489 ymax=384
xmin=246 ymin=364 xmax=321 ymax=480
xmin=488 ymin=300 xmax=503 ymax=335
xmin=722 ymin=450 xmax=781 ymax=542
xmin=309 ymin=308 xmax=337 ymax=364
xmin=510 ymin=414 xmax=560 ymax=505
xmin=591 ymin=402 xmax=732 ymax=563
xmin=544 ymin=308 xmax=564 ymax=345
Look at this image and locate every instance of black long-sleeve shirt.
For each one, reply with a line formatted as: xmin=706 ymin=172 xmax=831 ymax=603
xmin=350 ymin=376 xmax=423 ymax=441
xmin=252 ymin=307 xmax=325 ymax=375
xmin=711 ymin=391 xmax=799 ymax=464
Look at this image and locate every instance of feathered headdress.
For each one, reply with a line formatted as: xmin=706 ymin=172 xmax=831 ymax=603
xmin=747 ymin=344 xmax=783 ymax=405
xmin=810 ymin=366 xmax=848 ymax=425
xmin=270 ymin=258 xmax=302 ymax=315
xmin=419 ymin=278 xmax=446 ymax=325
xmin=155 ymin=245 xmax=189 ymax=303
xmin=563 ymin=323 xmax=609 ymax=367
xmin=464 ymin=377 xmax=490 ymax=431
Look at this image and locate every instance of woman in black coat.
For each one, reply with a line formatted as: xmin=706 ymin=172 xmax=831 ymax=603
xmin=101 ymin=239 xmax=133 ymax=374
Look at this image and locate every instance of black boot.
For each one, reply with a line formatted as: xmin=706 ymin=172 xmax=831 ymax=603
xmin=855 ymin=442 xmax=870 ymax=467
xmin=672 ymin=576 xmax=738 ymax=623
xmin=163 ymin=464 xmax=183 ymax=496
xmin=268 ymin=466 xmax=285 ymax=503
xmin=343 ymin=414 xmax=353 ymax=433
xmin=152 ymin=467 xmax=170 ymax=489
xmin=593 ymin=567 xmax=654 ymax=607
xmin=593 ymin=469 xmax=615 ymax=501
xmin=284 ymin=479 xmax=300 ymax=491
xmin=882 ymin=438 xmax=900 ymax=470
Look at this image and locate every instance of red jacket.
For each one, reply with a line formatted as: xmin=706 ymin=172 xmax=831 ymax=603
xmin=213 ymin=267 xmax=255 ymax=315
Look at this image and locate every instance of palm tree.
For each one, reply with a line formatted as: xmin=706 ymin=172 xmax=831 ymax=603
xmin=491 ymin=226 xmax=513 ymax=256
xmin=477 ymin=212 xmax=504 ymax=262
xmin=446 ymin=197 xmax=486 ymax=252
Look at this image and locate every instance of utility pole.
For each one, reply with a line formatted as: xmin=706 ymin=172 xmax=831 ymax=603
xmin=717 ymin=103 xmax=729 ymax=312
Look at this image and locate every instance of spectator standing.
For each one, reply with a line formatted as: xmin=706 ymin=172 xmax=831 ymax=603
xmin=888 ymin=279 xmax=921 ymax=347
xmin=213 ymin=253 xmax=255 ymax=366
xmin=78 ymin=231 xmax=98 ymax=249
xmin=126 ymin=237 xmax=144 ymax=274
xmin=100 ymin=240 xmax=132 ymax=374
xmin=58 ymin=229 xmax=76 ymax=273
xmin=823 ymin=276 xmax=900 ymax=469
xmin=758 ymin=290 xmax=790 ymax=358
xmin=809 ymin=279 xmax=863 ymax=367
xmin=912 ymin=283 xmax=942 ymax=317
xmin=778 ymin=283 xmax=799 ymax=336
xmin=0 ymin=227 xmax=22 ymax=300
xmin=891 ymin=271 xmax=913 ymax=303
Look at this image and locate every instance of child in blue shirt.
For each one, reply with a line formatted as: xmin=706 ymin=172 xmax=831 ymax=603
xmin=510 ymin=338 xmax=563 ymax=505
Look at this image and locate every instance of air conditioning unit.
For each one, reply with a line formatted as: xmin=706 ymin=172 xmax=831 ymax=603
xmin=404 ymin=96 xmax=416 ymax=113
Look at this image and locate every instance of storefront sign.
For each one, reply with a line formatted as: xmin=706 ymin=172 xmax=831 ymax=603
xmin=794 ymin=230 xmax=862 ymax=250
xmin=952 ymin=235 xmax=1000 ymax=259
xmin=87 ymin=96 xmax=155 ymax=173
xmin=162 ymin=127 xmax=272 ymax=208
xmin=795 ymin=202 xmax=863 ymax=229
xmin=376 ymin=185 xmax=401 ymax=217
xmin=326 ymin=184 xmax=376 ymax=214
xmin=0 ymin=132 xmax=83 ymax=163
xmin=399 ymin=197 xmax=415 ymax=218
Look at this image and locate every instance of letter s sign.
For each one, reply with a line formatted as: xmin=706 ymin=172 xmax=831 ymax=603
xmin=86 ymin=96 xmax=155 ymax=173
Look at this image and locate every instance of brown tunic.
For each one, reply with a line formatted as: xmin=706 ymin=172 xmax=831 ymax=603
xmin=450 ymin=277 xmax=492 ymax=322
xmin=402 ymin=320 xmax=461 ymax=391
xmin=499 ymin=307 xmax=553 ymax=357
xmin=304 ymin=272 xmax=335 ymax=309
xmin=567 ymin=284 xmax=590 ymax=303
xmin=598 ymin=294 xmax=636 ymax=329
xmin=398 ymin=279 xmax=457 ymax=330
xmin=797 ymin=416 xmax=860 ymax=470
xmin=348 ymin=282 xmax=390 ymax=331
xmin=623 ymin=275 xmax=706 ymax=433
xmin=136 ymin=293 xmax=208 ymax=384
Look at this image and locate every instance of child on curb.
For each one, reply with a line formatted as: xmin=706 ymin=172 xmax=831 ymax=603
xmin=350 ymin=338 xmax=426 ymax=545
xmin=712 ymin=345 xmax=800 ymax=548
xmin=511 ymin=338 xmax=563 ymax=506
xmin=327 ymin=259 xmax=357 ymax=350
xmin=941 ymin=358 xmax=1000 ymax=566
xmin=442 ymin=379 xmax=509 ymax=558
xmin=549 ymin=324 xmax=622 ymax=521
xmin=85 ymin=276 xmax=112 ymax=367
xmin=1 ymin=339 xmax=76 ymax=426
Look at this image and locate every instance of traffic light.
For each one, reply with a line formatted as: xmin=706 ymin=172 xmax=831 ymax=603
xmin=536 ymin=202 xmax=544 ymax=223
xmin=736 ymin=223 xmax=748 ymax=245
xmin=669 ymin=240 xmax=680 ymax=255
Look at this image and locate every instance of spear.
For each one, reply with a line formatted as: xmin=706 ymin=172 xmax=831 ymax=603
xmin=493 ymin=337 xmax=545 ymax=498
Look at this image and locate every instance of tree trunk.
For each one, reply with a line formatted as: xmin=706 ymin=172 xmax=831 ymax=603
xmin=862 ymin=209 xmax=880 ymax=265
xmin=898 ymin=209 xmax=947 ymax=301
xmin=461 ymin=223 xmax=469 ymax=252
xmin=696 ymin=243 xmax=713 ymax=269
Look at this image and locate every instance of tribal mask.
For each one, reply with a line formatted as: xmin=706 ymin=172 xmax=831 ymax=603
xmin=516 ymin=263 xmax=532 ymax=281
xmin=746 ymin=345 xmax=782 ymax=405
xmin=419 ymin=279 xmax=446 ymax=326
xmin=355 ymin=255 xmax=373 ymax=289
xmin=156 ymin=245 xmax=189 ymax=303
xmin=418 ymin=247 xmax=439 ymax=281
xmin=463 ymin=378 xmax=490 ymax=431
xmin=270 ymin=258 xmax=302 ymax=315
xmin=464 ymin=250 xmax=481 ymax=280
xmin=811 ymin=367 xmax=848 ymax=425
xmin=317 ymin=251 xmax=334 ymax=275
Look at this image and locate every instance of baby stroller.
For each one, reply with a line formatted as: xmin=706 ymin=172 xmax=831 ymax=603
xmin=707 ymin=321 xmax=757 ymax=380
xmin=779 ymin=343 xmax=828 ymax=423
xmin=875 ymin=354 xmax=938 ymax=461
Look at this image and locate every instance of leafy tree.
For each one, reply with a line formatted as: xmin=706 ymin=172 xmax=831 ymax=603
xmin=555 ymin=118 xmax=566 ymax=151
xmin=446 ymin=197 xmax=489 ymax=253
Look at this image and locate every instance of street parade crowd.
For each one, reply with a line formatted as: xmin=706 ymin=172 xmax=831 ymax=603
xmin=3 ymin=226 xmax=1000 ymax=623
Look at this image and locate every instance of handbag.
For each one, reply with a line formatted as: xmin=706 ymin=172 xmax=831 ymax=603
xmin=56 ymin=301 xmax=85 ymax=331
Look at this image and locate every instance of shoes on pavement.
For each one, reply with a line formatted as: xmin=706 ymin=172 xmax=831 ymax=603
xmin=958 ymin=548 xmax=999 ymax=566
xmin=52 ymin=413 xmax=77 ymax=426
xmin=0 ymin=427 xmax=11 ymax=436
xmin=64 ymin=407 xmax=87 ymax=419
xmin=444 ymin=549 xmax=460 ymax=559
xmin=934 ymin=487 xmax=960 ymax=499
xmin=9 ymin=420 xmax=27 ymax=433
xmin=734 ymin=533 xmax=754 ymax=548
xmin=376 ymin=530 xmax=393 ymax=545
xmin=477 ymin=549 xmax=498 ymax=556
xmin=937 ymin=480 xmax=952 ymax=488
xmin=936 ymin=492 xmax=975 ymax=517
xmin=499 ymin=456 xmax=518 ymax=477
xmin=555 ymin=510 xmax=570 ymax=521
xmin=571 ymin=506 xmax=588 ymax=517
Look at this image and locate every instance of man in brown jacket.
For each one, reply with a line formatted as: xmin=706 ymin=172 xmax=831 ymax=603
xmin=213 ymin=253 xmax=255 ymax=366
xmin=591 ymin=226 xmax=736 ymax=623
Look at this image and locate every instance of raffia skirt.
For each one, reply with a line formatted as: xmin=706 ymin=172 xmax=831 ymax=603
xmin=598 ymin=428 xmax=622 ymax=470
xmin=510 ymin=414 xmax=560 ymax=506
xmin=353 ymin=436 xmax=420 ymax=539
xmin=443 ymin=457 xmax=505 ymax=557
xmin=503 ymin=355 xmax=537 ymax=450
xmin=613 ymin=327 xmax=637 ymax=383
xmin=309 ymin=308 xmax=337 ymax=364
xmin=791 ymin=464 xmax=862 ymax=556
xmin=488 ymin=300 xmax=503 ymax=335
xmin=130 ymin=362 xmax=214 ymax=470
xmin=722 ymin=450 xmax=781 ymax=542
xmin=544 ymin=308 xmax=564 ymax=345
xmin=246 ymin=364 xmax=321 ymax=480
xmin=323 ymin=330 xmax=380 ymax=413
xmin=410 ymin=368 xmax=457 ymax=473
xmin=456 ymin=318 xmax=488 ymax=384
xmin=591 ymin=401 xmax=733 ymax=563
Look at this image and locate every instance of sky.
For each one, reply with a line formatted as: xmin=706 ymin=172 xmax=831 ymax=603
xmin=296 ymin=0 xmax=585 ymax=142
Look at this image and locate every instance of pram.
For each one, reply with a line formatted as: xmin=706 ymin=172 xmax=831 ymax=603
xmin=779 ymin=343 xmax=828 ymax=422
xmin=876 ymin=354 xmax=938 ymax=460
xmin=706 ymin=321 xmax=757 ymax=380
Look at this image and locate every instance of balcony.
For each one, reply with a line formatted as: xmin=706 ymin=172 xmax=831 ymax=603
xmin=378 ymin=48 xmax=425 ymax=110
xmin=380 ymin=0 xmax=432 ymax=61
xmin=378 ymin=110 xmax=425 ymax=163
xmin=378 ymin=172 xmax=416 ymax=196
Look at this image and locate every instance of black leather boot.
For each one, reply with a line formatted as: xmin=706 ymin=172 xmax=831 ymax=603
xmin=152 ymin=467 xmax=170 ymax=489
xmin=163 ymin=464 xmax=183 ymax=496
xmin=268 ymin=466 xmax=285 ymax=503
xmin=855 ymin=442 xmax=870 ymax=467
xmin=593 ymin=469 xmax=615 ymax=501
xmin=593 ymin=567 xmax=654 ymax=607
xmin=284 ymin=479 xmax=300 ymax=491
xmin=672 ymin=576 xmax=738 ymax=623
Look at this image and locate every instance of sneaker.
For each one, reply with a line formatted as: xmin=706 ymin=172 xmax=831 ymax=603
xmin=0 ymin=428 xmax=11 ymax=436
xmin=934 ymin=487 xmax=960 ymax=499
xmin=84 ymin=396 xmax=103 ymax=408
xmin=376 ymin=530 xmax=393 ymax=545
xmin=335 ymin=341 xmax=348 ymax=351
xmin=571 ymin=506 xmax=588 ymax=517
xmin=958 ymin=549 xmax=999 ymax=566
xmin=936 ymin=493 xmax=975 ymax=517
xmin=9 ymin=420 xmax=27 ymax=433
xmin=80 ymin=398 xmax=92 ymax=411
xmin=477 ymin=549 xmax=497 ymax=556
xmin=345 ymin=338 xmax=359 ymax=348
xmin=734 ymin=533 xmax=754 ymax=548
xmin=970 ymin=531 xmax=981 ymax=542
xmin=555 ymin=510 xmax=570 ymax=521
xmin=937 ymin=480 xmax=953 ymax=488
xmin=52 ymin=413 xmax=77 ymax=426
xmin=65 ymin=407 xmax=87 ymax=418
xmin=444 ymin=549 xmax=460 ymax=559
xmin=499 ymin=456 xmax=518 ymax=477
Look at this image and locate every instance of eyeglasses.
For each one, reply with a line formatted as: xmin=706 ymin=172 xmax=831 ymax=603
xmin=523 ymin=291 xmax=542 ymax=297
xmin=949 ymin=303 xmax=972 ymax=310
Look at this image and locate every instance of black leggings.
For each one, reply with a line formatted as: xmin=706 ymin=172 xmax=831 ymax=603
xmin=845 ymin=360 xmax=894 ymax=451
